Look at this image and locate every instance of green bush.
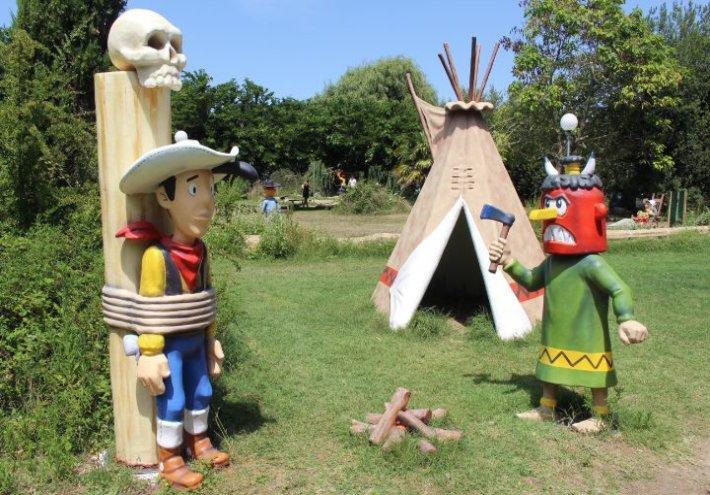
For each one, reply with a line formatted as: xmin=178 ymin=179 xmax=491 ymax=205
xmin=257 ymin=215 xmax=303 ymax=259
xmin=297 ymin=235 xmax=396 ymax=260
xmin=204 ymin=219 xmax=247 ymax=265
xmin=336 ymin=181 xmax=410 ymax=215
xmin=690 ymin=208 xmax=710 ymax=226
xmin=0 ymin=221 xmax=111 ymax=481
xmin=214 ymin=178 xmax=252 ymax=221
xmin=233 ymin=212 xmax=267 ymax=236
xmin=38 ymin=185 xmax=104 ymax=249
xmin=251 ymin=214 xmax=397 ymax=260
xmin=685 ymin=187 xmax=706 ymax=213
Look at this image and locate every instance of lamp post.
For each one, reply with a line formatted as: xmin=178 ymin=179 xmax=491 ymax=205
xmin=560 ymin=112 xmax=578 ymax=157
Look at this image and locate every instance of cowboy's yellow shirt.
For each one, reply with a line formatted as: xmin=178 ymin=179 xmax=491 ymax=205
xmin=139 ymin=245 xmax=216 ymax=337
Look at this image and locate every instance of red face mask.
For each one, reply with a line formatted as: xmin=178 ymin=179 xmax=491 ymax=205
xmin=540 ymin=186 xmax=608 ymax=255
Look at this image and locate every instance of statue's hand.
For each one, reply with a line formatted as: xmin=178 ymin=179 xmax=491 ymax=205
xmin=207 ymin=337 xmax=225 ymax=378
xmin=618 ymin=320 xmax=648 ymax=345
xmin=136 ymin=354 xmax=170 ymax=396
xmin=488 ymin=237 xmax=511 ymax=267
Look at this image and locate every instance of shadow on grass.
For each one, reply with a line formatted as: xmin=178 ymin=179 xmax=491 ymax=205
xmin=211 ymin=390 xmax=275 ymax=439
xmin=466 ymin=373 xmax=591 ymax=424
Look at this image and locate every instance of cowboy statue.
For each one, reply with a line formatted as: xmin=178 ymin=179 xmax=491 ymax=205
xmin=260 ymin=179 xmax=281 ymax=217
xmin=488 ymin=114 xmax=648 ymax=434
xmin=111 ymin=130 xmax=257 ymax=489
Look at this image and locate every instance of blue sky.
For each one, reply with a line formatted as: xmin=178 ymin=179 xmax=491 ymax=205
xmin=0 ymin=0 xmax=675 ymax=100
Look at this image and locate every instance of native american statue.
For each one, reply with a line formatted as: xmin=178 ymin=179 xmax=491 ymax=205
xmin=488 ymin=114 xmax=649 ymax=433
xmin=102 ymin=131 xmax=257 ymax=489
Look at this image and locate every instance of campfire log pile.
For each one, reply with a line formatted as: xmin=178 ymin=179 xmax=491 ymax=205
xmin=350 ymin=387 xmax=462 ymax=454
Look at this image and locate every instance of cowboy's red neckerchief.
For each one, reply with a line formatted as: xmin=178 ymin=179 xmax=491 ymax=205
xmin=116 ymin=221 xmax=204 ymax=292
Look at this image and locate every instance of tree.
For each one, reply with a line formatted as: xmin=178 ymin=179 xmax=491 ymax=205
xmin=315 ymin=57 xmax=437 ymax=179
xmin=649 ymin=2 xmax=710 ymax=201
xmin=0 ymin=0 xmax=125 ymax=228
xmin=393 ymin=133 xmax=431 ymax=192
xmin=14 ymin=0 xmax=126 ymax=111
xmin=173 ymin=71 xmax=317 ymax=176
xmin=0 ymin=29 xmax=96 ymax=227
xmin=322 ymin=56 xmax=438 ymax=103
xmin=501 ymin=0 xmax=682 ymax=201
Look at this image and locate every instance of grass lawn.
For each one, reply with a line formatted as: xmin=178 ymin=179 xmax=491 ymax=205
xmin=81 ymin=233 xmax=708 ymax=494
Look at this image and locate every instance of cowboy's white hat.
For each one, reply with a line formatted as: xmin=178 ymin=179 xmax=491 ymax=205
xmin=119 ymin=131 xmax=240 ymax=194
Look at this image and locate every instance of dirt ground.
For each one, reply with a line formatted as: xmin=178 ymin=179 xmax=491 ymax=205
xmin=292 ymin=210 xmax=709 ymax=243
xmin=292 ymin=210 xmax=408 ymax=237
xmin=621 ymin=438 xmax=709 ymax=494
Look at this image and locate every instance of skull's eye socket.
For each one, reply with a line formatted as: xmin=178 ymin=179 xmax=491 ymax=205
xmin=147 ymin=33 xmax=167 ymax=50
xmin=170 ymin=36 xmax=183 ymax=53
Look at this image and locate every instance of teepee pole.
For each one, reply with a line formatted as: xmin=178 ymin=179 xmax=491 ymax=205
xmin=437 ymin=53 xmax=462 ymax=102
xmin=468 ymin=37 xmax=477 ymax=102
xmin=477 ymin=41 xmax=500 ymax=101
xmin=473 ymin=45 xmax=482 ymax=100
xmin=443 ymin=42 xmax=464 ymax=101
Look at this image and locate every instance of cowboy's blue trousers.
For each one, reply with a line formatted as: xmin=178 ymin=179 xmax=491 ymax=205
xmin=156 ymin=331 xmax=212 ymax=422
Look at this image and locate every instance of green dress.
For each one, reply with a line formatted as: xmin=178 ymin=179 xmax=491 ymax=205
xmin=505 ymin=254 xmax=635 ymax=388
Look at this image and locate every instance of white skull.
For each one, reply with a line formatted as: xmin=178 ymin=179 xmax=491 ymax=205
xmin=107 ymin=9 xmax=187 ymax=91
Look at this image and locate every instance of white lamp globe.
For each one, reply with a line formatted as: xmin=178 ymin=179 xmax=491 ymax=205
xmin=174 ymin=130 xmax=188 ymax=142
xmin=560 ymin=113 xmax=578 ymax=131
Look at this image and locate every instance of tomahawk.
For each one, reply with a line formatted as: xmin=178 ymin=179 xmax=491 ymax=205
xmin=480 ymin=204 xmax=515 ymax=273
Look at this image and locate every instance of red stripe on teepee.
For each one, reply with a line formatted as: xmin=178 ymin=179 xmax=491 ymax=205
xmin=509 ymin=282 xmax=544 ymax=303
xmin=379 ymin=266 xmax=399 ymax=287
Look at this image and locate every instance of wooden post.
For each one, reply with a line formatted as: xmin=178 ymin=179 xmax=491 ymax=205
xmin=95 ymin=71 xmax=172 ymax=466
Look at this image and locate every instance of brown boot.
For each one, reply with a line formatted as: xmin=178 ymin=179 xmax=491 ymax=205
xmin=184 ymin=432 xmax=230 ymax=468
xmin=157 ymin=446 xmax=204 ymax=491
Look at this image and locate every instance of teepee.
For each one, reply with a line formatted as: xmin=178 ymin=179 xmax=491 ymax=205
xmin=372 ymin=37 xmax=544 ymax=339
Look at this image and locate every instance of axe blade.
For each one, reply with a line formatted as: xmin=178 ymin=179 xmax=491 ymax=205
xmin=480 ymin=204 xmax=515 ymax=226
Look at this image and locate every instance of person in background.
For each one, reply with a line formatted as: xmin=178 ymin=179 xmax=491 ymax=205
xmin=261 ymin=179 xmax=280 ymax=217
xmin=302 ymin=179 xmax=311 ymax=207
xmin=348 ymin=174 xmax=358 ymax=189
xmin=633 ymin=199 xmax=658 ymax=224
xmin=336 ymin=169 xmax=347 ymax=194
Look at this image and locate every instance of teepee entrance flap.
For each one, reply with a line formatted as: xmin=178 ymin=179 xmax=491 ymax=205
xmin=388 ymin=198 xmax=532 ymax=339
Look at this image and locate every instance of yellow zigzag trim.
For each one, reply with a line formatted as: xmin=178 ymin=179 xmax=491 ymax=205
xmin=538 ymin=346 xmax=613 ymax=372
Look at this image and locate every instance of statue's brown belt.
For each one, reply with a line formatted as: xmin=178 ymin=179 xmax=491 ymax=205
xmin=101 ymin=286 xmax=216 ymax=335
